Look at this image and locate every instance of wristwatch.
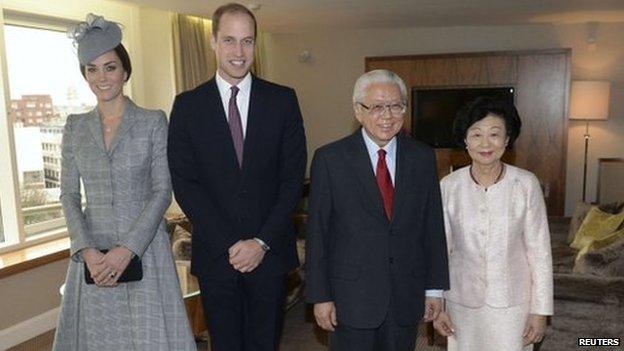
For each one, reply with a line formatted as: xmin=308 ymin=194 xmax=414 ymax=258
xmin=253 ymin=238 xmax=270 ymax=251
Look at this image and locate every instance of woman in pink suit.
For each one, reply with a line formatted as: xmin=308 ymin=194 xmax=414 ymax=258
xmin=433 ymin=97 xmax=553 ymax=351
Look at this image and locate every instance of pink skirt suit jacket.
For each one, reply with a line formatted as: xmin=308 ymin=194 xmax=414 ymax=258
xmin=440 ymin=164 xmax=553 ymax=315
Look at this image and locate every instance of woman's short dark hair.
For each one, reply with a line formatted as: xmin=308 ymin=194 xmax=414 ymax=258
xmin=453 ymin=96 xmax=522 ymax=148
xmin=79 ymin=43 xmax=132 ymax=82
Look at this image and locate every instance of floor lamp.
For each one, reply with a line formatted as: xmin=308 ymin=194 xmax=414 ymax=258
xmin=569 ymin=80 xmax=610 ymax=202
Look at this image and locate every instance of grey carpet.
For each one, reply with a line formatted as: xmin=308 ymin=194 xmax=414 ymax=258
xmin=196 ymin=301 xmax=444 ymax=351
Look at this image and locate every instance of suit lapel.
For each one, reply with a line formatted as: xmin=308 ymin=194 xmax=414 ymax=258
xmin=108 ymin=98 xmax=138 ymax=156
xmin=241 ymin=76 xmax=262 ymax=172
xmin=391 ymin=135 xmax=410 ymax=223
xmin=347 ymin=130 xmax=386 ymax=221
xmin=86 ymin=109 xmax=107 ymax=154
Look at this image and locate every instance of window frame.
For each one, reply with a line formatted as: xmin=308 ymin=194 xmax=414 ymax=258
xmin=0 ymin=12 xmax=83 ymax=254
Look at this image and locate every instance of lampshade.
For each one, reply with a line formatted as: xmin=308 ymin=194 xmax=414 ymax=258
xmin=570 ymin=80 xmax=610 ymax=120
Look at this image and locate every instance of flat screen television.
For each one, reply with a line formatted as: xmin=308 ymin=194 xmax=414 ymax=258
xmin=411 ymin=87 xmax=515 ymax=148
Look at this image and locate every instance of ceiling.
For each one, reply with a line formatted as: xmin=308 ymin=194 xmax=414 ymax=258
xmin=120 ymin=0 xmax=624 ymax=33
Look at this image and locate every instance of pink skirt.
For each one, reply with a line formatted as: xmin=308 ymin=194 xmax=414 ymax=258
xmin=446 ymin=301 xmax=534 ymax=351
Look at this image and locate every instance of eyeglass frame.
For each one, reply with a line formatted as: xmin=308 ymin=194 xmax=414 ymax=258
xmin=356 ymin=101 xmax=407 ymax=116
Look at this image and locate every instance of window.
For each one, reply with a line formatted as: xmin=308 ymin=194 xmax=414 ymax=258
xmin=0 ymin=18 xmax=95 ymax=250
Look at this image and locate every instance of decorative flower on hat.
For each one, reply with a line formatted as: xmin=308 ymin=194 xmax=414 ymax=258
xmin=67 ymin=13 xmax=113 ymax=46
xmin=67 ymin=13 xmax=123 ymax=65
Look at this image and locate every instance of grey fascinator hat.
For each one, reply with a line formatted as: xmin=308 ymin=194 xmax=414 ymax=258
xmin=67 ymin=13 xmax=122 ymax=65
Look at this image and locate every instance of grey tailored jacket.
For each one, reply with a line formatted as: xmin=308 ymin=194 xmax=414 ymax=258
xmin=54 ymin=98 xmax=196 ymax=350
xmin=61 ymin=98 xmax=171 ymax=258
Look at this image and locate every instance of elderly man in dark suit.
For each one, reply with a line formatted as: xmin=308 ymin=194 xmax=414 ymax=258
xmin=167 ymin=3 xmax=306 ymax=351
xmin=306 ymin=69 xmax=449 ymax=351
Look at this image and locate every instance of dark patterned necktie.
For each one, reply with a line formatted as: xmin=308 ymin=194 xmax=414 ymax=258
xmin=228 ymin=86 xmax=244 ymax=167
xmin=376 ymin=149 xmax=394 ymax=220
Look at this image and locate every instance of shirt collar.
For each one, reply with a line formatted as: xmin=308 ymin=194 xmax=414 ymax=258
xmin=215 ymin=71 xmax=252 ymax=96
xmin=361 ymin=127 xmax=397 ymax=159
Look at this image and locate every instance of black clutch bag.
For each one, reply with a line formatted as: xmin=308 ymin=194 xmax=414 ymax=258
xmin=84 ymin=249 xmax=143 ymax=284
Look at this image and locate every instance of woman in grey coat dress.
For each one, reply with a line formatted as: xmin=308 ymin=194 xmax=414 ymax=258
xmin=53 ymin=14 xmax=196 ymax=351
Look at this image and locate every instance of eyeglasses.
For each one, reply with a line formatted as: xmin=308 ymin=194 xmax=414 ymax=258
xmin=357 ymin=102 xmax=406 ymax=116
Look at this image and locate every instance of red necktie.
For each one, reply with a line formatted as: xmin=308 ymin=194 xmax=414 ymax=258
xmin=376 ymin=149 xmax=394 ymax=220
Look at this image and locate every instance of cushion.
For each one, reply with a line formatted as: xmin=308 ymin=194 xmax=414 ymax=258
xmin=171 ymin=224 xmax=192 ymax=261
xmin=599 ymin=201 xmax=624 ymax=215
xmin=567 ymin=202 xmax=595 ymax=244
xmin=166 ymin=213 xmax=192 ymax=238
xmin=590 ymin=227 xmax=624 ymax=251
xmin=573 ymin=231 xmax=624 ymax=277
xmin=570 ymin=207 xmax=624 ymax=261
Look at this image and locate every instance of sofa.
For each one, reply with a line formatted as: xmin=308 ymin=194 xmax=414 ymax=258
xmin=540 ymin=207 xmax=624 ymax=351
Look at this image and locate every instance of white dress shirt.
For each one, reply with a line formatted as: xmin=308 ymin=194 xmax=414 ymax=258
xmin=215 ymin=71 xmax=252 ymax=138
xmin=360 ymin=128 xmax=443 ymax=298
xmin=361 ymin=128 xmax=397 ymax=184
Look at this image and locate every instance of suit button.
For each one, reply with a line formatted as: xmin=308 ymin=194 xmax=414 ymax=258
xmin=389 ymin=257 xmax=394 ymax=264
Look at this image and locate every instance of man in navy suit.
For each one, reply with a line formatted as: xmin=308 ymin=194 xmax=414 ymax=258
xmin=306 ymin=69 xmax=449 ymax=351
xmin=167 ymin=3 xmax=306 ymax=350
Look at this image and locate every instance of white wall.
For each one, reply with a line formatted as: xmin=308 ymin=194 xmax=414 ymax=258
xmin=263 ymin=22 xmax=624 ymax=216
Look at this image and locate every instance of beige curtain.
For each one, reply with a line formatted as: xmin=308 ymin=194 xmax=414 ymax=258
xmin=172 ymin=14 xmax=215 ymax=93
xmin=172 ymin=13 xmax=267 ymax=93
xmin=252 ymin=31 xmax=266 ymax=78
